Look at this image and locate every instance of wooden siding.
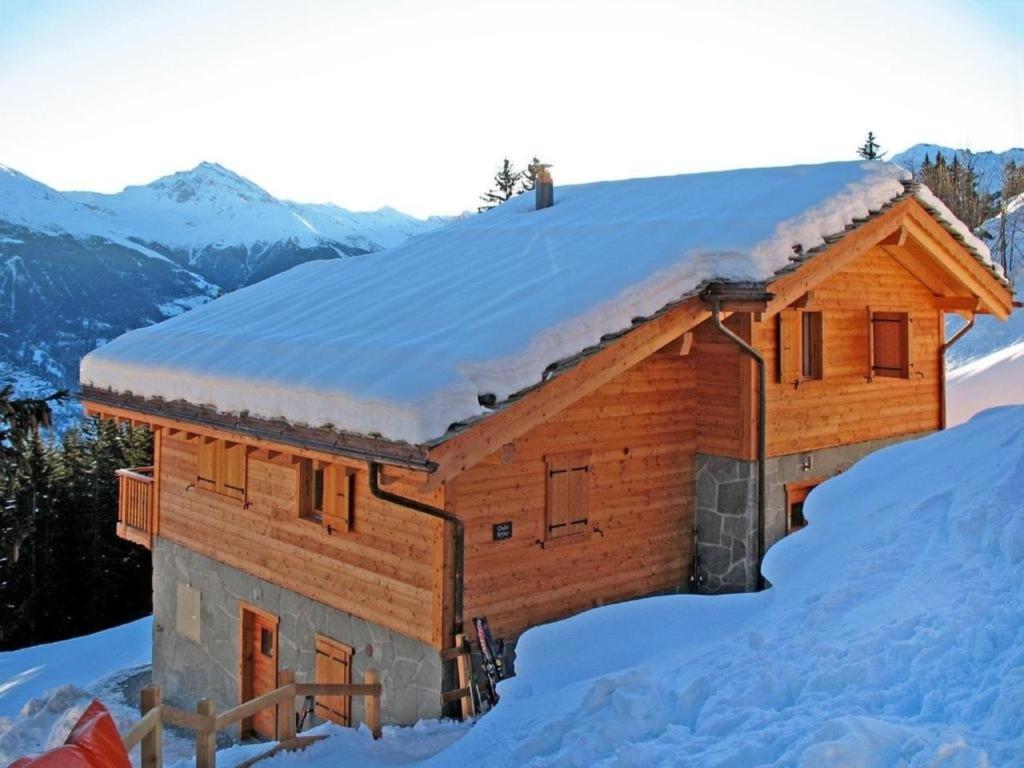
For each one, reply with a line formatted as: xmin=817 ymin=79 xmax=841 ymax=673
xmin=759 ymin=245 xmax=945 ymax=457
xmin=450 ymin=353 xmax=697 ymax=640
xmin=157 ymin=432 xmax=448 ymax=647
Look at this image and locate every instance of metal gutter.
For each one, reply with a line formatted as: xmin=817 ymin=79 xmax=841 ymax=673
xmin=367 ymin=461 xmax=464 ymax=638
xmin=939 ymin=314 xmax=976 ymax=428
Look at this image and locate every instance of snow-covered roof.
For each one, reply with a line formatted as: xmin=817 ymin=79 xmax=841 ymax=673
xmin=81 ymin=161 xmax=997 ymax=445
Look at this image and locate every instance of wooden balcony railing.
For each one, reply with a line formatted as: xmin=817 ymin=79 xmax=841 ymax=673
xmin=116 ymin=466 xmax=155 ymax=549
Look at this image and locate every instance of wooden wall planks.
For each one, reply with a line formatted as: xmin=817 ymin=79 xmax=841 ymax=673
xmin=450 ymin=353 xmax=697 ymax=640
xmin=158 ymin=434 xmax=448 ymax=647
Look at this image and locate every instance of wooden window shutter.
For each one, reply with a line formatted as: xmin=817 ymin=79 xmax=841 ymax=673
xmin=220 ymin=441 xmax=246 ymax=499
xmin=197 ymin=437 xmax=217 ymax=491
xmin=322 ymin=465 xmax=354 ymax=533
xmin=545 ymin=451 xmax=590 ymax=540
xmin=870 ymin=311 xmax=910 ymax=379
xmin=314 ymin=635 xmax=352 ymax=726
xmin=777 ymin=310 xmax=801 ymax=383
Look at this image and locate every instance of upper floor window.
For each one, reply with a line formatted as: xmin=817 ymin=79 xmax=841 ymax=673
xmin=801 ymin=311 xmax=823 ymax=380
xmin=197 ymin=438 xmax=246 ymax=500
xmin=779 ymin=309 xmax=825 ymax=384
xmin=870 ymin=311 xmax=911 ymax=379
xmin=298 ymin=459 xmax=354 ymax=533
xmin=545 ymin=451 xmax=590 ymax=540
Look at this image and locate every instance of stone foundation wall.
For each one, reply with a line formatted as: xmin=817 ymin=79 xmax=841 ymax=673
xmin=152 ymin=538 xmax=443 ymax=730
xmin=695 ymin=431 xmax=931 ymax=594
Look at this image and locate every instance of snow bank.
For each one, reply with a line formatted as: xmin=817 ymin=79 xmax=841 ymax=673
xmin=0 ymin=618 xmax=151 ymax=719
xmin=83 ymin=161 xmax=923 ymax=444
xmin=947 ymin=340 xmax=1024 ymax=425
xmin=414 ymin=407 xmax=1024 ymax=766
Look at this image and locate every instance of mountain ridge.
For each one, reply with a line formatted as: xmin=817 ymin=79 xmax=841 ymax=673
xmin=0 ymin=161 xmax=447 ymax=427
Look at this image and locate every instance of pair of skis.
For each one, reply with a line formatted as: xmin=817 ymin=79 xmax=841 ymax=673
xmin=473 ymin=616 xmax=506 ymax=709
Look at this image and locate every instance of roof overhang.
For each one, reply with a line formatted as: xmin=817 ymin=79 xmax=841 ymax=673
xmin=80 ymin=386 xmax=436 ymax=472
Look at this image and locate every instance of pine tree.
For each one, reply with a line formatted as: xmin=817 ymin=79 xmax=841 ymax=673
xmin=856 ymin=131 xmax=885 ymax=161
xmin=479 ymin=159 xmax=523 ymax=212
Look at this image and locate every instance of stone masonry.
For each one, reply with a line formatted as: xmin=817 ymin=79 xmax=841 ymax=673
xmin=695 ymin=431 xmax=932 ymax=594
xmin=152 ymin=539 xmax=443 ymax=731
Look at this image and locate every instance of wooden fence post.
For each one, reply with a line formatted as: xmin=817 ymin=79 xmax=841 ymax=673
xmin=196 ymin=699 xmax=217 ymax=768
xmin=364 ymin=669 xmax=381 ymax=740
xmin=454 ymin=634 xmax=475 ymax=719
xmin=140 ymin=686 xmax=162 ymax=768
xmin=277 ymin=669 xmax=296 ymax=742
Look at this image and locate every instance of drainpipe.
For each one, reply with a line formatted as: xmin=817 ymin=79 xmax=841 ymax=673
xmin=939 ymin=314 xmax=976 ymax=428
xmin=709 ymin=298 xmax=767 ymax=591
xmin=367 ymin=462 xmax=464 ymax=639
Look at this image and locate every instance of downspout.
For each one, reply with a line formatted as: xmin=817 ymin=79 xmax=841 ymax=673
xmin=939 ymin=314 xmax=976 ymax=428
xmin=709 ymin=298 xmax=768 ymax=590
xmin=367 ymin=462 xmax=464 ymax=639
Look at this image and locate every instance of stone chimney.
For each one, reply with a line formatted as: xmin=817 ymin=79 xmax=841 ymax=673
xmin=531 ymin=163 xmax=554 ymax=210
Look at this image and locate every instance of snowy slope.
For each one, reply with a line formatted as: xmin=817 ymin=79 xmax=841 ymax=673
xmin=947 ymin=341 xmax=1024 ymax=425
xmin=943 ymin=194 xmax=1024 ymax=368
xmin=83 ymin=161 xmax=996 ymax=445
xmin=0 ymin=618 xmax=151 ymax=719
xmin=892 ymin=143 xmax=1024 ymax=194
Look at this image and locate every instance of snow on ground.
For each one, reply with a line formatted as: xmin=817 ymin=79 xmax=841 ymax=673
xmin=0 ymin=618 xmax=204 ymax=766
xmin=947 ymin=341 xmax=1024 ymax=425
xmin=4 ymin=409 xmax=1024 ymax=766
xmin=83 ymin=161 xmax=943 ymax=445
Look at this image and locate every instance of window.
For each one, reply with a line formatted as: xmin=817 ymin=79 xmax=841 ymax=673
xmin=545 ymin=451 xmax=590 ymax=540
xmin=260 ymin=626 xmax=274 ymax=657
xmin=196 ymin=437 xmax=246 ymax=500
xmin=778 ymin=309 xmax=825 ymax=384
xmin=801 ymin=311 xmax=823 ymax=380
xmin=785 ymin=479 xmax=822 ymax=533
xmin=870 ymin=311 xmax=910 ymax=379
xmin=299 ymin=460 xmax=354 ymax=533
xmin=314 ymin=635 xmax=353 ymax=726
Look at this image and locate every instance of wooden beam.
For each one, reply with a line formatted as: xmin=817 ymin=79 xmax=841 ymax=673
xmin=422 ymin=297 xmax=713 ymax=490
xmin=765 ymin=199 xmax=912 ymax=317
xmin=789 ymin=291 xmax=815 ymax=309
xmin=901 ymin=200 xmax=1013 ymax=319
xmin=878 ymin=226 xmax=908 ymax=246
xmin=935 ymin=297 xmax=982 ymax=312
xmin=657 ymin=331 xmax=693 ymax=357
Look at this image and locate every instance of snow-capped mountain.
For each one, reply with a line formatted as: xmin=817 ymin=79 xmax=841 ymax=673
xmin=0 ymin=162 xmax=445 ymax=427
xmin=891 ymin=144 xmax=1024 ymax=195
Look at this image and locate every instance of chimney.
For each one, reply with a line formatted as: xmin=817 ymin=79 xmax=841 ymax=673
xmin=532 ymin=163 xmax=554 ymax=210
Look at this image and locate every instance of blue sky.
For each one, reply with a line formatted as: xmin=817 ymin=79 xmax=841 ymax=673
xmin=0 ymin=0 xmax=1020 ymax=216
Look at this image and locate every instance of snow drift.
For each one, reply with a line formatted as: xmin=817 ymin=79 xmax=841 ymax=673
xmin=947 ymin=340 xmax=1024 ymax=425
xmin=82 ymin=160 xmax=991 ymax=445
xmin=431 ymin=407 xmax=1024 ymax=767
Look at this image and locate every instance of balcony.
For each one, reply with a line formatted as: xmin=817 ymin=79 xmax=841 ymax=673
xmin=116 ymin=466 xmax=155 ymax=549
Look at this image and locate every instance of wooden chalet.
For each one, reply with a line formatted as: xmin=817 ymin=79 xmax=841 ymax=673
xmin=81 ymin=162 xmax=1013 ymax=734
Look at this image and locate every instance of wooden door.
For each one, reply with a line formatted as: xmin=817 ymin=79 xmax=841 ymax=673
xmin=314 ymin=635 xmax=353 ymax=726
xmin=240 ymin=606 xmax=279 ymax=739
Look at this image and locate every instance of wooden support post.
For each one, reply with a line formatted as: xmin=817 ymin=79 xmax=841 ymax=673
xmin=196 ymin=699 xmax=217 ymax=768
xmin=454 ymin=634 xmax=475 ymax=719
xmin=364 ymin=669 xmax=382 ymax=740
xmin=276 ymin=669 xmax=296 ymax=742
xmin=140 ymin=686 xmax=162 ymax=768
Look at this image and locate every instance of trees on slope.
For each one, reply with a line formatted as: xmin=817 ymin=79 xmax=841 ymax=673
xmin=0 ymin=398 xmax=152 ymax=650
